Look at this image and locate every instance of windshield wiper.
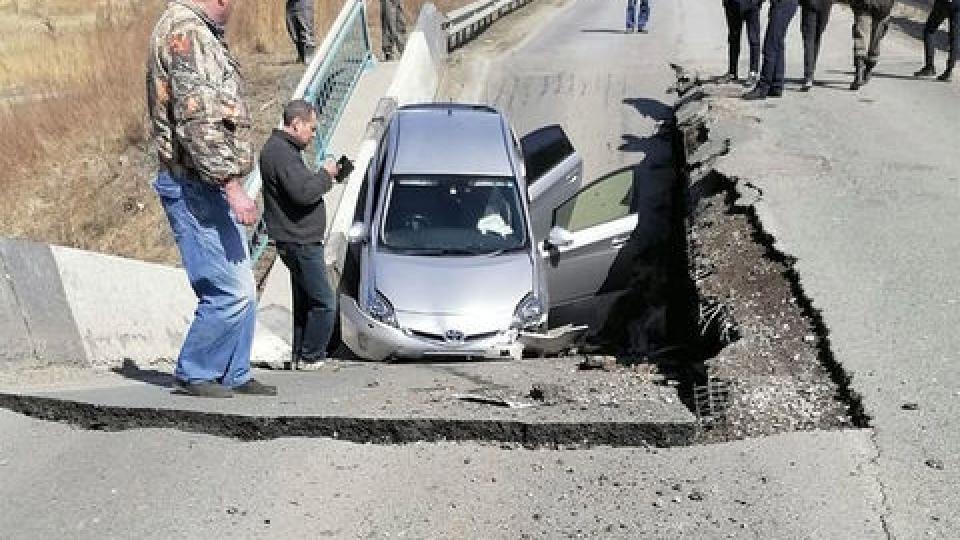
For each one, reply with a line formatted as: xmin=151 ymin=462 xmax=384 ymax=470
xmin=389 ymin=246 xmax=525 ymax=256
xmin=398 ymin=247 xmax=478 ymax=256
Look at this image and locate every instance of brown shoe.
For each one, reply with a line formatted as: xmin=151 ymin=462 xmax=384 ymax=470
xmin=233 ymin=379 xmax=277 ymax=396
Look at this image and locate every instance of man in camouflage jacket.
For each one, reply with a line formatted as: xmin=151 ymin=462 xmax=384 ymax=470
xmin=146 ymin=0 xmax=276 ymax=398
xmin=848 ymin=0 xmax=896 ymax=90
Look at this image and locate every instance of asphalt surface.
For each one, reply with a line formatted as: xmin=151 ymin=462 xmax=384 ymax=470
xmin=1 ymin=0 xmax=956 ymax=537
xmin=0 ymin=408 xmax=883 ymax=539
xmin=679 ymin=3 xmax=960 ymax=539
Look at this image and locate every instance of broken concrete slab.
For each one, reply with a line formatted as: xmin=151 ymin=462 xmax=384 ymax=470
xmin=0 ymin=357 xmax=697 ymax=447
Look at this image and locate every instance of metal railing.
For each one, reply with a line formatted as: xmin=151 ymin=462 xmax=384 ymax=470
xmin=444 ymin=0 xmax=535 ymax=51
xmin=245 ymin=0 xmax=373 ymax=263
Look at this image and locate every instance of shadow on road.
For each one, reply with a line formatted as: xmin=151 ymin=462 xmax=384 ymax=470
xmin=889 ymin=15 xmax=952 ymax=55
xmin=111 ymin=358 xmax=176 ymax=388
xmin=580 ymin=28 xmax=630 ymax=34
xmin=546 ymin=96 xmax=696 ymax=363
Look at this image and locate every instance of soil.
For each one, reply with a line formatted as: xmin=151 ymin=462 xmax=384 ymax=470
xmin=687 ymin=184 xmax=857 ymax=443
xmin=3 ymin=52 xmax=304 ymax=267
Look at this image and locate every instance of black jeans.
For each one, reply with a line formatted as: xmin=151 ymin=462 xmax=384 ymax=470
xmin=801 ymin=1 xmax=834 ymax=79
xmin=276 ymin=242 xmax=337 ymax=362
xmin=723 ymin=0 xmax=762 ymax=75
xmin=923 ymin=0 xmax=960 ymax=71
xmin=759 ymin=0 xmax=800 ymax=91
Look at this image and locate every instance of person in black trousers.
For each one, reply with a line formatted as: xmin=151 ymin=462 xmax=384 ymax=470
xmin=721 ymin=0 xmax=763 ymax=86
xmin=800 ymin=0 xmax=834 ymax=91
xmin=744 ymin=0 xmax=800 ymax=100
xmin=261 ymin=100 xmax=341 ymax=370
xmin=914 ymin=0 xmax=959 ymax=82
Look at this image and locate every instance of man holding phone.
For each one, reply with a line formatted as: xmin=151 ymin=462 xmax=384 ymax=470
xmin=260 ymin=99 xmax=344 ymax=370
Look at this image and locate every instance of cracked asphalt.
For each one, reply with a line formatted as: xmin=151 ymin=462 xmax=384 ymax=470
xmin=1 ymin=0 xmax=957 ymax=537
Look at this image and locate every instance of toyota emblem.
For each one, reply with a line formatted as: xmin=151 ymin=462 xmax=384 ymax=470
xmin=444 ymin=329 xmax=465 ymax=344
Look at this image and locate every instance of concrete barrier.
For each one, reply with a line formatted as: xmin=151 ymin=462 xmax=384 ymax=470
xmin=51 ymin=245 xmax=194 ymax=367
xmin=385 ymin=3 xmax=448 ymax=105
xmin=0 ymin=237 xmax=293 ymax=370
xmin=0 ymin=239 xmax=86 ymax=368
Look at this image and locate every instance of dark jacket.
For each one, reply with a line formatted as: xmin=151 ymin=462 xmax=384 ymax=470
xmin=260 ymin=129 xmax=334 ymax=244
xmin=848 ymin=0 xmax=895 ymax=16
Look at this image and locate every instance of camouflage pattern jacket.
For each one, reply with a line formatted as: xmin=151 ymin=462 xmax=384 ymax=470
xmin=146 ymin=0 xmax=253 ymax=186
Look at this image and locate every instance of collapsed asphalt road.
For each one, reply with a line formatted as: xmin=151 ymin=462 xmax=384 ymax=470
xmin=1 ymin=0 xmax=957 ymax=537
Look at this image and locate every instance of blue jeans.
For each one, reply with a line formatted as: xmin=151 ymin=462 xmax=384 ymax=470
xmin=626 ymin=0 xmax=650 ymax=30
xmin=153 ymin=170 xmax=256 ymax=387
xmin=276 ymin=242 xmax=337 ymax=361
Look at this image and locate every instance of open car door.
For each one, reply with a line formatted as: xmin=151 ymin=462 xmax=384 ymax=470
xmin=521 ymin=125 xmax=585 ymax=241
xmin=541 ymin=166 xmax=641 ymax=331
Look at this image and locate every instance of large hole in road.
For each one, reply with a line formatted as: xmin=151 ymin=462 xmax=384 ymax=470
xmin=587 ymin=92 xmax=871 ymax=443
xmin=0 ymin=90 xmax=869 ymax=449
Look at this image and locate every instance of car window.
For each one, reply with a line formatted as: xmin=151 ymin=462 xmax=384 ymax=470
xmin=521 ymin=125 xmax=574 ymax=184
xmin=381 ymin=175 xmax=527 ymax=254
xmin=553 ymin=169 xmax=634 ymax=233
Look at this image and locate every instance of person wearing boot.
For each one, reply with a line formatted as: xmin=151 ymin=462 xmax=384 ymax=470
xmin=848 ymin=0 xmax=895 ymax=90
xmin=721 ymin=0 xmax=763 ymax=86
xmin=914 ymin=0 xmax=959 ymax=82
xmin=800 ymin=0 xmax=834 ymax=91
xmin=743 ymin=0 xmax=799 ymax=100
xmin=286 ymin=0 xmax=316 ymax=64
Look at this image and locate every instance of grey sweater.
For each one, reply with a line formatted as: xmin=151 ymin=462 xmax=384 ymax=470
xmin=260 ymin=129 xmax=334 ymax=244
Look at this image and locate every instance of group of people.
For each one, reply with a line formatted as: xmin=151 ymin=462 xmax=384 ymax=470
xmin=147 ymin=0 xmax=343 ymax=397
xmin=719 ymin=0 xmax=958 ymax=101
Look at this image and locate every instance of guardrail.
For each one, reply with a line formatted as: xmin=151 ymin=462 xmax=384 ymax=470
xmin=444 ymin=0 xmax=535 ymax=51
xmin=244 ymin=0 xmax=373 ymax=263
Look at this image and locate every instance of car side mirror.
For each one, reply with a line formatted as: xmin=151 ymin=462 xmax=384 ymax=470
xmin=545 ymin=226 xmax=574 ymax=248
xmin=347 ymin=222 xmax=368 ymax=244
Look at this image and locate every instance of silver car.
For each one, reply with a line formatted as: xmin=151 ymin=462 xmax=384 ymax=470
xmin=335 ymin=103 xmax=642 ymax=361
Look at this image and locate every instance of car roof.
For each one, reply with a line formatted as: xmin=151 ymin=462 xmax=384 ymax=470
xmin=390 ymin=105 xmax=515 ymax=177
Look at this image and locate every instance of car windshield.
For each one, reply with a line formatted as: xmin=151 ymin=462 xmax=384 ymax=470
xmin=381 ymin=175 xmax=527 ymax=254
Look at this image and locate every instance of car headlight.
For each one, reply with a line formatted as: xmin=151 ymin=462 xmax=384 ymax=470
xmin=367 ymin=289 xmax=398 ymax=327
xmin=512 ymin=293 xmax=545 ymax=330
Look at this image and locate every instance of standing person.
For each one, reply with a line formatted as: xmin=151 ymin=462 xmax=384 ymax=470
xmin=914 ymin=0 xmax=959 ymax=82
xmin=743 ymin=0 xmax=800 ymax=100
xmin=800 ymin=0 xmax=834 ymax=91
xmin=625 ymin=0 xmax=651 ymax=33
xmin=381 ymin=0 xmax=408 ymax=60
xmin=147 ymin=0 xmax=276 ymax=397
xmin=720 ymin=0 xmax=763 ymax=85
xmin=848 ymin=0 xmax=896 ymax=90
xmin=286 ymin=0 xmax=317 ymax=64
xmin=260 ymin=100 xmax=340 ymax=371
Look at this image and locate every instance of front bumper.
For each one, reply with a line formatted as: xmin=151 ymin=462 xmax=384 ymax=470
xmin=340 ymin=295 xmax=525 ymax=361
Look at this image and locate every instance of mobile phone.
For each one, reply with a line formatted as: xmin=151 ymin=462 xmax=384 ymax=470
xmin=335 ymin=154 xmax=354 ymax=182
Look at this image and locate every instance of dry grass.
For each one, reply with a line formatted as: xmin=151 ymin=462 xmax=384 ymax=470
xmin=0 ymin=0 xmax=475 ymax=263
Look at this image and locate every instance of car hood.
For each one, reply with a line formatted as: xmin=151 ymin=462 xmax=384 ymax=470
xmin=374 ymin=251 xmax=534 ymax=321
